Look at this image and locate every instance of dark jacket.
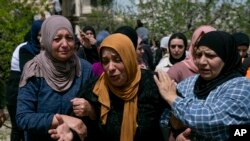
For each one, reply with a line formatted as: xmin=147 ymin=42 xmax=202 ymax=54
xmin=81 ymin=69 xmax=169 ymax=141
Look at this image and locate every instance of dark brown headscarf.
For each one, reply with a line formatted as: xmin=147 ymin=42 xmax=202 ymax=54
xmin=19 ymin=15 xmax=81 ymax=92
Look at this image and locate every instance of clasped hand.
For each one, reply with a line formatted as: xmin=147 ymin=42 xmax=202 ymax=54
xmin=49 ymin=114 xmax=87 ymax=141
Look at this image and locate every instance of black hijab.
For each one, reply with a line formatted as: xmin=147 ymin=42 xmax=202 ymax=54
xmin=168 ymin=33 xmax=187 ymax=65
xmin=23 ymin=20 xmax=43 ymax=55
xmin=114 ymin=26 xmax=138 ymax=49
xmin=194 ymin=31 xmax=243 ymax=97
xmin=82 ymin=25 xmax=96 ymax=38
xmin=233 ymin=32 xmax=250 ymax=58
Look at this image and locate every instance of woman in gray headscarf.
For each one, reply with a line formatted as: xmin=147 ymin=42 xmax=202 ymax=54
xmin=16 ymin=15 xmax=93 ymax=141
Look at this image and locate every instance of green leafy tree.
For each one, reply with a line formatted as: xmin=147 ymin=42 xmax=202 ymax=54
xmin=136 ymin=0 xmax=250 ymax=40
xmin=0 ymin=0 xmax=45 ymax=80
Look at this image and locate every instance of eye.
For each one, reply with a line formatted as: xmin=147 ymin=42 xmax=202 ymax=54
xmin=177 ymin=45 xmax=184 ymax=49
xmin=195 ymin=52 xmax=202 ymax=58
xmin=101 ymin=58 xmax=110 ymax=65
xmin=114 ymin=58 xmax=122 ymax=63
xmin=66 ymin=35 xmax=74 ymax=41
xmin=170 ymin=45 xmax=184 ymax=49
xmin=205 ymin=54 xmax=217 ymax=59
xmin=170 ymin=45 xmax=176 ymax=49
xmin=53 ymin=36 xmax=61 ymax=42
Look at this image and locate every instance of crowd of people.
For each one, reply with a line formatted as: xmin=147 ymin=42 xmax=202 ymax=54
xmin=1 ymin=12 xmax=250 ymax=141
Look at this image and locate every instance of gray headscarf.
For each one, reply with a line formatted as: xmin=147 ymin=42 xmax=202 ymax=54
xmin=19 ymin=15 xmax=81 ymax=92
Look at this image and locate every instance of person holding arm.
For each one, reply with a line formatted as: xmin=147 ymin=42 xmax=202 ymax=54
xmin=16 ymin=15 xmax=93 ymax=141
xmin=50 ymin=33 xmax=170 ymax=141
xmin=162 ymin=25 xmax=216 ymax=141
xmin=154 ymin=31 xmax=250 ymax=140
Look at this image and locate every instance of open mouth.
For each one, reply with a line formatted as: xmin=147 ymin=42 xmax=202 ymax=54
xmin=200 ymin=69 xmax=210 ymax=74
xmin=109 ymin=75 xmax=119 ymax=81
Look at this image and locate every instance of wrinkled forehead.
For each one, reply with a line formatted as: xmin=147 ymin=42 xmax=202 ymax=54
xmin=101 ymin=47 xmax=119 ymax=57
xmin=195 ymin=46 xmax=217 ymax=54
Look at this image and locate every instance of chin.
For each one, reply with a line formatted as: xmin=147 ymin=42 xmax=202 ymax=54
xmin=202 ymin=76 xmax=213 ymax=81
xmin=110 ymin=81 xmax=126 ymax=87
xmin=173 ymin=56 xmax=182 ymax=59
xmin=57 ymin=57 xmax=71 ymax=62
xmin=111 ymin=82 xmax=122 ymax=87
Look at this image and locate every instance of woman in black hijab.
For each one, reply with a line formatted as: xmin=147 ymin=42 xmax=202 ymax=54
xmin=77 ymin=25 xmax=100 ymax=64
xmin=154 ymin=31 xmax=250 ymax=141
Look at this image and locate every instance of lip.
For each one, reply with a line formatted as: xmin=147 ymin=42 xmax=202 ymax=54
xmin=173 ymin=54 xmax=182 ymax=58
xmin=173 ymin=53 xmax=181 ymax=56
xmin=109 ymin=75 xmax=119 ymax=81
xmin=59 ymin=51 xmax=69 ymax=54
xmin=199 ymin=69 xmax=210 ymax=74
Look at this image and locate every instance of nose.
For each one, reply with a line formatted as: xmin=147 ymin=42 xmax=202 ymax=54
xmin=198 ymin=55 xmax=207 ymax=65
xmin=61 ymin=38 xmax=68 ymax=47
xmin=108 ymin=61 xmax=116 ymax=71
xmin=174 ymin=48 xmax=179 ymax=52
xmin=171 ymin=46 xmax=179 ymax=52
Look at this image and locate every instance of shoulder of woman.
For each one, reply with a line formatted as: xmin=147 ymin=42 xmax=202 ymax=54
xmin=224 ymin=76 xmax=250 ymax=86
xmin=79 ymin=58 xmax=92 ymax=68
xmin=167 ymin=62 xmax=185 ymax=75
xmin=19 ymin=45 xmax=31 ymax=54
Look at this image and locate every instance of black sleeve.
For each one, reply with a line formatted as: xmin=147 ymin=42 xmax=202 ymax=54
xmin=72 ymin=77 xmax=102 ymax=141
xmin=154 ymin=48 xmax=162 ymax=68
xmin=76 ymin=46 xmax=87 ymax=60
xmin=19 ymin=48 xmax=34 ymax=72
xmin=143 ymin=44 xmax=154 ymax=70
xmin=242 ymin=57 xmax=250 ymax=74
xmin=83 ymin=46 xmax=100 ymax=64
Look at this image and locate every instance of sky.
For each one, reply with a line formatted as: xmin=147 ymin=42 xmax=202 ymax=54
xmin=113 ymin=0 xmax=137 ymax=14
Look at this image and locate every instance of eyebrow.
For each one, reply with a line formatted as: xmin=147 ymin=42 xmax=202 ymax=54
xmin=196 ymin=50 xmax=216 ymax=54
